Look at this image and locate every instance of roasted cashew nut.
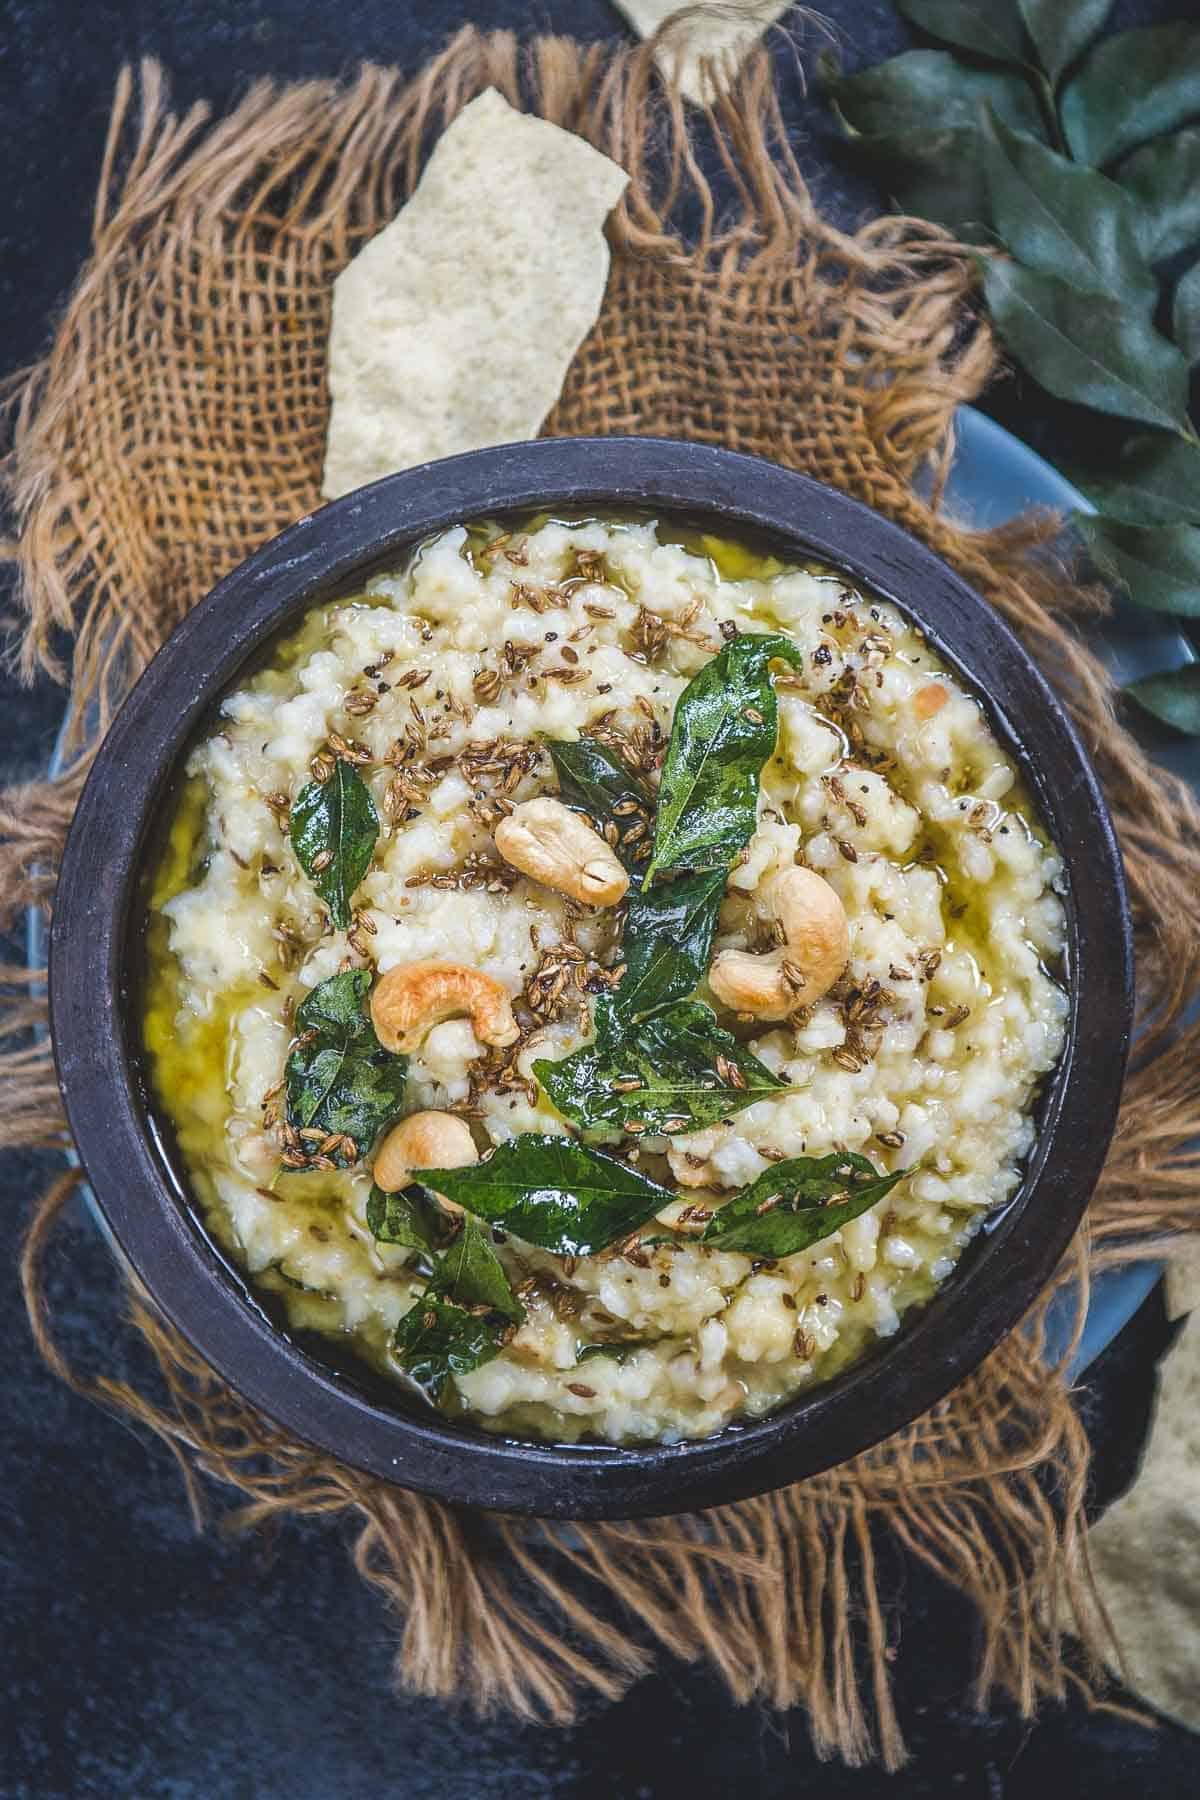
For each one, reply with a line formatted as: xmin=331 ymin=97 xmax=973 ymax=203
xmin=371 ymin=960 xmax=520 ymax=1055
xmin=708 ymin=865 xmax=849 ymax=1020
xmin=494 ymin=796 xmax=629 ymax=907
xmin=373 ymin=1110 xmax=478 ymax=1196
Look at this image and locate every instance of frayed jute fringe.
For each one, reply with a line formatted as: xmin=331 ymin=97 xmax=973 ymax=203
xmin=3 ymin=33 xmax=1199 ymax=1769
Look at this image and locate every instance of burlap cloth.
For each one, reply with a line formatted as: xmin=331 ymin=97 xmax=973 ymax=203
xmin=4 ymin=31 xmax=1200 ymax=1771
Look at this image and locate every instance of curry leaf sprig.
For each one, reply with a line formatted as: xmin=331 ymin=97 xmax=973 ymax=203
xmin=536 ymin=634 xmax=801 ymax=1138
xmin=825 ymin=1 xmax=1200 ymax=734
xmin=391 ymin=1216 xmax=526 ymax=1399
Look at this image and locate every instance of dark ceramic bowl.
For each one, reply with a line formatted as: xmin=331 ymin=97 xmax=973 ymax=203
xmin=51 ymin=437 xmax=1132 ymax=1520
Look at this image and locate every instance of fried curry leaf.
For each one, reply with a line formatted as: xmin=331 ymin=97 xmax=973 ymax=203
xmin=290 ymin=758 xmax=379 ymax=929
xmin=411 ymin=1134 xmax=672 ymax=1256
xmin=393 ymin=1295 xmax=507 ymax=1400
xmin=546 ymin=736 xmax=654 ymax=879
xmin=601 ymin=866 xmax=728 ymax=1035
xmin=535 ymin=999 xmax=787 ymax=1138
xmin=436 ymin=1216 xmax=525 ymax=1322
xmin=366 ymin=1184 xmax=448 ymax=1252
xmin=643 ymin=633 xmax=803 ymax=884
xmin=698 ymin=1152 xmax=910 ymax=1258
xmin=391 ymin=1216 xmax=524 ymax=1400
xmin=284 ymin=970 xmax=407 ymax=1166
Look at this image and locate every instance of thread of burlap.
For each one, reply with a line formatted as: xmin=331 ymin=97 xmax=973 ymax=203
xmin=4 ymin=33 xmax=1200 ymax=1770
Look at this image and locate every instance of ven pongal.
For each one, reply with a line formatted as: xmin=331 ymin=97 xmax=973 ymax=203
xmin=142 ymin=514 xmax=1068 ymax=1445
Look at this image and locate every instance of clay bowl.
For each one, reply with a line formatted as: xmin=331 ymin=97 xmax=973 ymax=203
xmin=50 ymin=437 xmax=1132 ymax=1519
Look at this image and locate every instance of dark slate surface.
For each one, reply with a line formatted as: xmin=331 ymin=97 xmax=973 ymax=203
xmin=2 ymin=2 xmax=1197 ymax=1794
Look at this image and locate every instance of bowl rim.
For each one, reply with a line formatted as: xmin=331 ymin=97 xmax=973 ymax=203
xmin=49 ymin=435 xmax=1133 ymax=1520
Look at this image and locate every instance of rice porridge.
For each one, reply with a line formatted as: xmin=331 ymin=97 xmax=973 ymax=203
xmin=142 ymin=515 xmax=1068 ymax=1445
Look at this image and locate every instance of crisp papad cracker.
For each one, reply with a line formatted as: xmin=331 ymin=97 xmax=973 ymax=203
xmin=322 ymin=89 xmax=627 ymax=498
xmin=612 ymin=2 xmax=790 ymax=104
xmin=1089 ymin=1252 xmax=1200 ymax=1733
xmin=1166 ymin=1237 xmax=1200 ymax=1322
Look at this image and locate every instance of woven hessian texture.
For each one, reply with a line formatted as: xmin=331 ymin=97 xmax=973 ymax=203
xmin=4 ymin=32 xmax=1200 ymax=1771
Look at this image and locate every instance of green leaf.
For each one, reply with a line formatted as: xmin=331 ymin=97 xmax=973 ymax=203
xmin=1173 ymin=261 xmax=1200 ymax=365
xmin=392 ymin=1294 xmax=506 ymax=1400
xmin=602 ymin=866 xmax=727 ymax=1032
xmin=366 ymin=1184 xmax=447 ymax=1252
xmin=1062 ymin=25 xmax=1200 ymax=167
xmin=826 ymin=48 xmax=1043 ymax=239
xmin=699 ymin=1153 xmax=911 ymax=1258
xmin=897 ymin=0 xmax=1028 ymax=66
xmin=1018 ymin=0 xmax=1111 ymax=84
xmin=644 ymin=633 xmax=802 ymax=884
xmin=839 ymin=127 xmax=995 ymax=238
xmin=535 ymin=999 xmax=787 ymax=1138
xmin=284 ymin=970 xmax=407 ymax=1165
xmin=1124 ymin=663 xmax=1200 ymax=735
xmin=1077 ymin=515 xmax=1200 ymax=617
xmin=434 ymin=1216 xmax=524 ymax=1322
xmin=546 ymin=737 xmax=653 ymax=880
xmin=826 ymin=49 xmax=1043 ymax=139
xmin=979 ymin=257 xmax=1192 ymax=435
xmin=1072 ymin=436 xmax=1200 ymax=525
xmin=391 ymin=1216 xmax=524 ymax=1400
xmin=412 ymin=1134 xmax=672 ymax=1256
xmin=1116 ymin=128 xmax=1200 ymax=261
xmin=980 ymin=111 xmax=1154 ymax=307
xmin=290 ymin=759 xmax=379 ymax=930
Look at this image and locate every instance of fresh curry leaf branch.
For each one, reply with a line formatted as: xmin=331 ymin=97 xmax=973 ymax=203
xmin=826 ymin=1 xmax=1200 ymax=733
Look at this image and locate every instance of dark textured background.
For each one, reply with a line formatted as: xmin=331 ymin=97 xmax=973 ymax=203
xmin=2 ymin=2 xmax=1197 ymax=1794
